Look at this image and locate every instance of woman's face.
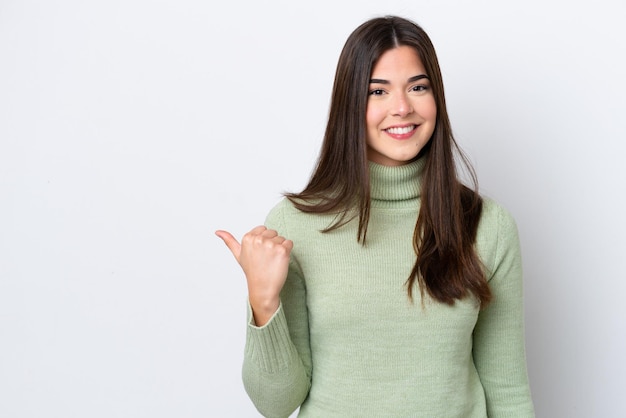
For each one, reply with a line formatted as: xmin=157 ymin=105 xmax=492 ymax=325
xmin=365 ymin=46 xmax=437 ymax=166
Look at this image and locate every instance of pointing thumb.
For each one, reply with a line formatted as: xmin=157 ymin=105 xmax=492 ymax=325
xmin=215 ymin=230 xmax=242 ymax=261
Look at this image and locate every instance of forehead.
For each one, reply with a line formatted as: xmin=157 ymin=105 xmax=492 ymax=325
xmin=371 ymin=46 xmax=426 ymax=77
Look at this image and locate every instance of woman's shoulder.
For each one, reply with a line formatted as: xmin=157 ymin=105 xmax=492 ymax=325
xmin=264 ymin=197 xmax=334 ymax=233
xmin=476 ymin=196 xmax=521 ymax=276
xmin=265 ymin=197 xmax=300 ymax=224
xmin=265 ymin=197 xmax=324 ymax=229
xmin=479 ymin=196 xmax=518 ymax=234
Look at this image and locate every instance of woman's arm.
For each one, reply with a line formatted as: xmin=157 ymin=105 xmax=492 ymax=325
xmin=473 ymin=204 xmax=535 ymax=417
xmin=217 ymin=201 xmax=312 ymax=417
xmin=242 ymin=260 xmax=312 ymax=417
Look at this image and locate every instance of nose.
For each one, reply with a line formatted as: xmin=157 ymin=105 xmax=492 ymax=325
xmin=392 ymin=92 xmax=413 ymax=117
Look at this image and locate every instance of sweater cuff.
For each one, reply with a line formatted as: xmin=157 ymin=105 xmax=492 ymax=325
xmin=245 ymin=301 xmax=298 ymax=373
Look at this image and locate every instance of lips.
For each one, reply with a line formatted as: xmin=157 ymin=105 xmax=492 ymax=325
xmin=385 ymin=125 xmax=417 ymax=135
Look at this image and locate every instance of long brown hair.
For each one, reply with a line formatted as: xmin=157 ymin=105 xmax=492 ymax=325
xmin=286 ymin=16 xmax=491 ymax=308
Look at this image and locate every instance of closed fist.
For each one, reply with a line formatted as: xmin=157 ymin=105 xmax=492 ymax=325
xmin=216 ymin=226 xmax=293 ymax=325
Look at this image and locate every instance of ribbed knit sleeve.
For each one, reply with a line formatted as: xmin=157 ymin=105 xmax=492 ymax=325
xmin=241 ymin=200 xmax=312 ymax=418
xmin=472 ymin=201 xmax=535 ymax=417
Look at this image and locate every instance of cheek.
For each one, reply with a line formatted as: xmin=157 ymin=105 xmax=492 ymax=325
xmin=366 ymin=103 xmax=384 ymax=130
xmin=425 ymin=97 xmax=437 ymax=121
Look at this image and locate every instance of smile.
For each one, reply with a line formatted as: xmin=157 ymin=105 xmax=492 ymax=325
xmin=385 ymin=125 xmax=417 ymax=135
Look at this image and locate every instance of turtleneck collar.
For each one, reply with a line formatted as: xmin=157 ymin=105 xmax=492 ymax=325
xmin=369 ymin=157 xmax=425 ymax=202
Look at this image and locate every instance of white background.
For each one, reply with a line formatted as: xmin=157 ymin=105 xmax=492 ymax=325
xmin=1 ymin=0 xmax=625 ymax=417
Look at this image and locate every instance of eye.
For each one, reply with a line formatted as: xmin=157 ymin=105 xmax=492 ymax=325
xmin=410 ymin=85 xmax=429 ymax=93
xmin=368 ymin=89 xmax=386 ymax=96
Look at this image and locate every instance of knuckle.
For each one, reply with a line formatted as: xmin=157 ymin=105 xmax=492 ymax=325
xmin=242 ymin=233 xmax=254 ymax=245
xmin=275 ymin=245 xmax=289 ymax=256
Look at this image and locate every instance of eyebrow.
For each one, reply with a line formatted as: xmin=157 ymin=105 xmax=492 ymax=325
xmin=369 ymin=74 xmax=429 ymax=84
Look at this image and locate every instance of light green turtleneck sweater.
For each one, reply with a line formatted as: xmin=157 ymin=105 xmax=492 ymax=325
xmin=242 ymin=159 xmax=534 ymax=417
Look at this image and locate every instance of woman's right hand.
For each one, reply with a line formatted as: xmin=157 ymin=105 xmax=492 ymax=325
xmin=215 ymin=226 xmax=293 ymax=326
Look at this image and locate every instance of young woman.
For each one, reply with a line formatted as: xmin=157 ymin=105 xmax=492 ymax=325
xmin=216 ymin=16 xmax=534 ymax=417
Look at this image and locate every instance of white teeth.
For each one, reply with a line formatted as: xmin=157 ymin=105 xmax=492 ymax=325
xmin=386 ymin=125 xmax=415 ymax=135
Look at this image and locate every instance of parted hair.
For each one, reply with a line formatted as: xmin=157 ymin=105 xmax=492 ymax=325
xmin=285 ymin=16 xmax=491 ymax=308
